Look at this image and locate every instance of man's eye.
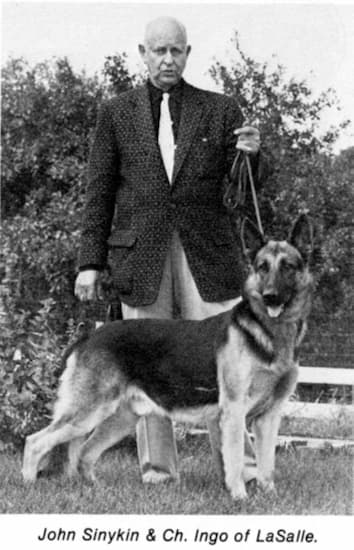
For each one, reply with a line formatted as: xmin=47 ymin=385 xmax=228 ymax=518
xmin=155 ymin=48 xmax=166 ymax=55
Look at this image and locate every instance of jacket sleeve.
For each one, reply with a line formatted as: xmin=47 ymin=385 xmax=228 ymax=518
xmin=79 ymin=101 xmax=119 ymax=269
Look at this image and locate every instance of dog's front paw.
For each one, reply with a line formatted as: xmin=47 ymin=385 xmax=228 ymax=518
xmin=229 ymin=482 xmax=248 ymax=501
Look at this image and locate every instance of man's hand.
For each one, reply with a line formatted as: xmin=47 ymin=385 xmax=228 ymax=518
xmin=234 ymin=126 xmax=261 ymax=155
xmin=74 ymin=270 xmax=100 ymax=301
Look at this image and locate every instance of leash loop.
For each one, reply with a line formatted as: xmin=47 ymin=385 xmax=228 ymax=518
xmin=223 ymin=150 xmax=264 ymax=237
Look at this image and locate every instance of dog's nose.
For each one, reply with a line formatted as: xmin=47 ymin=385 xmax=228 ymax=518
xmin=263 ymin=293 xmax=283 ymax=307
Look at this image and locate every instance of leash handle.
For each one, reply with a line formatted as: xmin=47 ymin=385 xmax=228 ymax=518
xmin=223 ymin=151 xmax=243 ymax=210
xmin=229 ymin=150 xmax=242 ymax=183
xmin=244 ymin=153 xmax=264 ymax=237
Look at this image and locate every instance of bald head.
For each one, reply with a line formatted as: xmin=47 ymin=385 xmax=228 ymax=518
xmin=144 ymin=17 xmax=188 ymax=48
xmin=139 ymin=17 xmax=191 ymax=91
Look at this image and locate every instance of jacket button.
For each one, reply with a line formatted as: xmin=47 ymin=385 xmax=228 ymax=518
xmin=170 ymin=202 xmax=177 ymax=210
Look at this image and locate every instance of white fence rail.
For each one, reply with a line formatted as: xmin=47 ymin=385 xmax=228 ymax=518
xmin=282 ymin=366 xmax=354 ymax=449
xmin=190 ymin=366 xmax=354 ymax=449
xmin=298 ymin=366 xmax=354 ymax=386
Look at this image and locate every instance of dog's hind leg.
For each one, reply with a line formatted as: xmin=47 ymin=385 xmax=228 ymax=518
xmin=78 ymin=405 xmax=139 ymax=482
xmin=22 ymin=399 xmax=120 ymax=482
xmin=66 ymin=436 xmax=87 ymax=478
xmin=22 ymin=421 xmax=90 ymax=482
xmin=22 ymin=426 xmax=49 ymax=481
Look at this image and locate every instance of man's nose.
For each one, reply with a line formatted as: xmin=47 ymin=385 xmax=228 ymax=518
xmin=163 ymin=50 xmax=173 ymax=64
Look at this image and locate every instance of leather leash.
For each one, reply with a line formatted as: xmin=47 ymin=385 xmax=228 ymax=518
xmin=223 ymin=150 xmax=265 ymax=237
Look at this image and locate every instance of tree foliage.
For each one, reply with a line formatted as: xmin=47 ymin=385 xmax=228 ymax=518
xmin=0 ymin=55 xmax=136 ymax=444
xmin=2 ymin=58 xmax=99 ymax=217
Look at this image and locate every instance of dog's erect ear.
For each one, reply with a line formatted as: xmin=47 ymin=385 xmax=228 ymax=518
xmin=241 ymin=218 xmax=265 ymax=262
xmin=289 ymin=213 xmax=313 ymax=263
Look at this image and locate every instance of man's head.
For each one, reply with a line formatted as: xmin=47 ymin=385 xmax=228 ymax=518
xmin=139 ymin=17 xmax=191 ymax=91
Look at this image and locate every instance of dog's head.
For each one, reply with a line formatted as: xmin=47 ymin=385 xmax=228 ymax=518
xmin=241 ymin=215 xmax=314 ymax=321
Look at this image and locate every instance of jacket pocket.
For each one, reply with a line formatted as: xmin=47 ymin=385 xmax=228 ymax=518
xmin=107 ymin=230 xmax=137 ymax=295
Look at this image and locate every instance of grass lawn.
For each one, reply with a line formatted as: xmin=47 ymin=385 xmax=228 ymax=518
xmin=1 ymin=433 xmax=352 ymax=515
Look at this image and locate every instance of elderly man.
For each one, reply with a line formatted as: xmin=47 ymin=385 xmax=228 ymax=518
xmin=75 ymin=16 xmax=270 ymax=484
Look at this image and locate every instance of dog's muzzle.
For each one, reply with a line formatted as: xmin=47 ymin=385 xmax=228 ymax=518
xmin=263 ymin=293 xmax=284 ymax=318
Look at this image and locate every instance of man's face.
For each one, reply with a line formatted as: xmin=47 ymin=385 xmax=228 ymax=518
xmin=139 ymin=23 xmax=191 ymax=90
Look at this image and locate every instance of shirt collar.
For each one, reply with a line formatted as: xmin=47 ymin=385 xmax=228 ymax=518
xmin=147 ymin=78 xmax=185 ymax=104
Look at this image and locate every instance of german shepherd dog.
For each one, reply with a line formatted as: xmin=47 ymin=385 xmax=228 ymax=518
xmin=22 ymin=215 xmax=314 ymax=500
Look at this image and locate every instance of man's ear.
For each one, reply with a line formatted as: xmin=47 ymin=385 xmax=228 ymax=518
xmin=186 ymin=45 xmax=192 ymax=57
xmin=289 ymin=213 xmax=313 ymax=263
xmin=240 ymin=218 xmax=265 ymax=263
xmin=138 ymin=44 xmax=146 ymax=60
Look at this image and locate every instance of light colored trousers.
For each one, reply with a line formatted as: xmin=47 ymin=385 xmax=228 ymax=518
xmin=122 ymin=232 xmax=257 ymax=482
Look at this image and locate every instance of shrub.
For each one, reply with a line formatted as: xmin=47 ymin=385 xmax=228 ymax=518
xmin=0 ymin=54 xmax=136 ymax=445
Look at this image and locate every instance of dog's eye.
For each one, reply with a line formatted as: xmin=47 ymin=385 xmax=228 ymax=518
xmin=257 ymin=261 xmax=269 ymax=273
xmin=282 ymin=261 xmax=296 ymax=273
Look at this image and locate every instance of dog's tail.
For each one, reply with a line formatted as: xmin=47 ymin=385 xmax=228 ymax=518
xmin=52 ymin=347 xmax=83 ymax=423
xmin=53 ymin=323 xmax=122 ymax=426
xmin=60 ymin=320 xmax=95 ymax=372
xmin=53 ymin=322 xmax=96 ymax=423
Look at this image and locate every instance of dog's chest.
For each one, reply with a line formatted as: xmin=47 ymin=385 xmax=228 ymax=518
xmin=247 ymin=355 xmax=299 ymax=420
xmin=217 ymin=321 xmax=299 ymax=418
xmin=271 ymin=323 xmax=300 ymax=371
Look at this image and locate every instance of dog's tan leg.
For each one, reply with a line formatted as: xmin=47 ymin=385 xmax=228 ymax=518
xmin=22 ymin=399 xmax=120 ymax=482
xmin=79 ymin=406 xmax=138 ymax=482
xmin=220 ymin=401 xmax=247 ymax=500
xmin=22 ymin=422 xmax=86 ymax=482
xmin=22 ymin=427 xmax=46 ymax=481
xmin=206 ymin=413 xmax=224 ymax=483
xmin=252 ymin=403 xmax=283 ymax=492
xmin=22 ymin=422 xmax=64 ymax=482
xmin=66 ymin=436 xmax=87 ymax=478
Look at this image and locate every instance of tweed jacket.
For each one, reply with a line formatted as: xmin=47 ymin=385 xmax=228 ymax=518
xmin=79 ymin=81 xmax=269 ymax=306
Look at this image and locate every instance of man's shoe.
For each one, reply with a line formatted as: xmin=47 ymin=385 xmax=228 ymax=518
xmin=142 ymin=469 xmax=179 ymax=484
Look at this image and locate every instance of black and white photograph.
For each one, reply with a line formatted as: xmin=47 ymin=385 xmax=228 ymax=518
xmin=1 ymin=0 xmax=353 ymax=546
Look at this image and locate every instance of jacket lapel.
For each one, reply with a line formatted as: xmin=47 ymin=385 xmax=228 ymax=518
xmin=172 ymin=83 xmax=205 ymax=184
xmin=129 ymin=85 xmax=161 ymax=160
